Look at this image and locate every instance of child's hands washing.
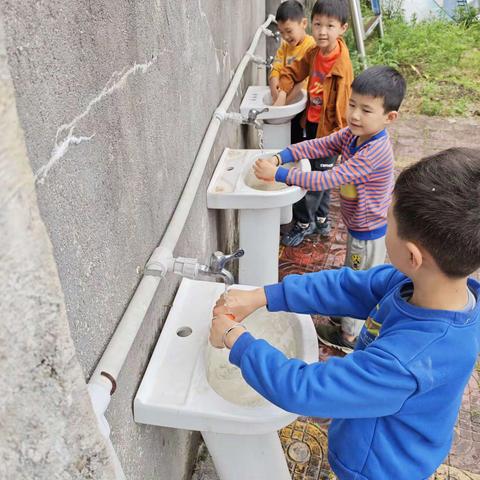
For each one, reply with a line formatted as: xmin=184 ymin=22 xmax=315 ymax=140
xmin=269 ymin=78 xmax=280 ymax=103
xmin=209 ymin=314 xmax=246 ymax=349
xmin=210 ymin=288 xmax=267 ymax=349
xmin=273 ymin=90 xmax=287 ymax=106
xmin=213 ymin=288 xmax=267 ymax=322
xmin=253 ymin=158 xmax=278 ymax=182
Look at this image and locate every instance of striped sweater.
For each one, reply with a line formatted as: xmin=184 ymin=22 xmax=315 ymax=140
xmin=276 ymin=127 xmax=394 ymax=240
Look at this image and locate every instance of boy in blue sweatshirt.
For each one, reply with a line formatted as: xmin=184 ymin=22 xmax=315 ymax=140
xmin=209 ymin=148 xmax=480 ymax=480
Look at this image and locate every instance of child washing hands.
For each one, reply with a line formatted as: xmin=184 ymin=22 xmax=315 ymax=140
xmin=208 ymin=148 xmax=480 ymax=480
xmin=209 ymin=288 xmax=265 ymax=348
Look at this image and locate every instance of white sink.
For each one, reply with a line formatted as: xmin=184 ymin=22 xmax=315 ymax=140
xmin=207 ymin=148 xmax=310 ymax=210
xmin=207 ymin=148 xmax=310 ymax=286
xmin=240 ymin=85 xmax=307 ymax=124
xmin=134 ymin=278 xmax=318 ymax=479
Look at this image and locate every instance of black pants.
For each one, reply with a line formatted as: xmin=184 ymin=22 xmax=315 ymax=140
xmin=290 ymin=117 xmax=336 ymax=224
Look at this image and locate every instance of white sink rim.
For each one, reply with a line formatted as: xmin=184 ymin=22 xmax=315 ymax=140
xmin=240 ymin=85 xmax=307 ymax=122
xmin=207 ymin=148 xmax=311 ymax=210
xmin=134 ymin=278 xmax=319 ymax=435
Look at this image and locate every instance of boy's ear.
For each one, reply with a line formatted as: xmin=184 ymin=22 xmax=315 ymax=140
xmin=385 ymin=110 xmax=399 ymax=124
xmin=406 ymin=241 xmax=423 ymax=271
xmin=341 ymin=23 xmax=349 ymax=34
xmin=301 ymin=17 xmax=308 ymax=29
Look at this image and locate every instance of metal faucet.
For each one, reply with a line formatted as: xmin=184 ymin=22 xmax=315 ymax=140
xmin=198 ymin=249 xmax=245 ymax=286
xmin=251 ymin=55 xmax=275 ymax=70
xmin=144 ymin=248 xmax=244 ymax=286
xmin=247 ymin=107 xmax=269 ymax=129
xmin=264 ymin=55 xmax=275 ymax=69
xmin=273 ymin=31 xmax=281 ymax=44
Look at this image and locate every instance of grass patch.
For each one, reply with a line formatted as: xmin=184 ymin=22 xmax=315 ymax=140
xmin=346 ymin=14 xmax=480 ymax=117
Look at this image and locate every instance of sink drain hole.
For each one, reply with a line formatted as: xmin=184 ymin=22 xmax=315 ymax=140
xmin=176 ymin=326 xmax=192 ymax=337
xmin=226 ymin=166 xmax=234 ymax=171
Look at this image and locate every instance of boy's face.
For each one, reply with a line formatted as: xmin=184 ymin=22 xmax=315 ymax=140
xmin=277 ymin=18 xmax=307 ymax=47
xmin=311 ymin=14 xmax=347 ymax=52
xmin=347 ymin=92 xmax=398 ymax=141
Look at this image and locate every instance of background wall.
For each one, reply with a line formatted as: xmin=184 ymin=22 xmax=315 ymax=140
xmin=0 ymin=15 xmax=114 ymax=480
xmin=0 ymin=1 xmax=266 ymax=478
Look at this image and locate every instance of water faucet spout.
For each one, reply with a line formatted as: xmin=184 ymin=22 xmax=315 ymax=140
xmin=204 ymin=249 xmax=244 ymax=286
xmin=196 ymin=265 xmax=235 ymax=286
xmin=247 ymin=108 xmax=268 ymax=129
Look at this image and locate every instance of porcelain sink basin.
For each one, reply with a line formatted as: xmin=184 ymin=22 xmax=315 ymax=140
xmin=207 ymin=148 xmax=310 ymax=210
xmin=134 ymin=278 xmax=319 ymax=435
xmin=240 ymin=85 xmax=307 ymax=124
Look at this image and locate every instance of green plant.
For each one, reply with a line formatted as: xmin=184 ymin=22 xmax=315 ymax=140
xmin=360 ymin=15 xmax=480 ymax=116
xmin=454 ymin=4 xmax=480 ymax=28
xmin=380 ymin=0 xmax=405 ymax=20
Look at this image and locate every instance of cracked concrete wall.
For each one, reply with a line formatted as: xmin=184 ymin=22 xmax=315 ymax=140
xmin=0 ymin=1 xmax=265 ymax=479
xmin=0 ymin=15 xmax=114 ymax=480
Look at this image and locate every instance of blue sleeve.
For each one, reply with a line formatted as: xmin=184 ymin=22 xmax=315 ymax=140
xmin=278 ymin=148 xmax=295 ymax=164
xmin=229 ymin=334 xmax=417 ymax=418
xmin=275 ymin=167 xmax=289 ymax=183
xmin=264 ymin=265 xmax=405 ymax=320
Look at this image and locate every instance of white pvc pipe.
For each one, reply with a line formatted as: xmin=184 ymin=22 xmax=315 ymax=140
xmin=161 ymin=14 xmax=276 ymax=253
xmin=89 ymin=14 xmax=276 ymax=389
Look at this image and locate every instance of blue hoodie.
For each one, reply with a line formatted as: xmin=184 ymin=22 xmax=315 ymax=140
xmin=229 ymin=265 xmax=480 ymax=480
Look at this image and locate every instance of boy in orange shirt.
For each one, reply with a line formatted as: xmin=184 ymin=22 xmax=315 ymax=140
xmin=275 ymin=0 xmax=353 ymax=247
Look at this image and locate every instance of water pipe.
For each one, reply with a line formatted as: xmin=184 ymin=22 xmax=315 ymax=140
xmin=86 ymin=12 xmax=276 ymax=463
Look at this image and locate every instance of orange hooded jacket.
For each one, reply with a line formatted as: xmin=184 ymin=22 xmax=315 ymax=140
xmin=279 ymin=38 xmax=353 ymax=138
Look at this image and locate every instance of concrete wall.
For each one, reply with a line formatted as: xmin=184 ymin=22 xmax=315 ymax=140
xmin=0 ymin=16 xmax=114 ymax=480
xmin=0 ymin=1 xmax=265 ymax=478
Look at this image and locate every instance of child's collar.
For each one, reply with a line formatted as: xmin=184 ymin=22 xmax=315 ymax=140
xmin=349 ymin=129 xmax=387 ymax=156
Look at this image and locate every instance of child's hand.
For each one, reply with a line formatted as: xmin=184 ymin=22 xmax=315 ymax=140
xmin=269 ymin=78 xmax=280 ymax=103
xmin=213 ymin=287 xmax=267 ymax=322
xmin=253 ymin=158 xmax=278 ymax=182
xmin=209 ymin=314 xmax=246 ymax=349
xmin=286 ymin=83 xmax=304 ymax=105
xmin=273 ymin=90 xmax=287 ymax=106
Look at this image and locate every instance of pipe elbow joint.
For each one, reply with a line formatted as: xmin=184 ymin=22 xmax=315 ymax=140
xmin=214 ymin=108 xmax=227 ymax=122
xmin=87 ymin=382 xmax=112 ymax=438
xmin=144 ymin=246 xmax=174 ymax=278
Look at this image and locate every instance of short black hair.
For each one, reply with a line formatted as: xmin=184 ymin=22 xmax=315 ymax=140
xmin=394 ymin=148 xmax=480 ymax=278
xmin=351 ymin=65 xmax=406 ymax=112
xmin=276 ymin=0 xmax=305 ymax=23
xmin=311 ymin=0 xmax=349 ymax=25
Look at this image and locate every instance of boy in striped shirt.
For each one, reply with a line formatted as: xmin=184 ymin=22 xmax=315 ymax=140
xmin=253 ymin=65 xmax=406 ymax=352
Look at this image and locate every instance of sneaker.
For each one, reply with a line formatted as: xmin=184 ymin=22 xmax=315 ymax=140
xmin=315 ymin=324 xmax=355 ymax=354
xmin=281 ymin=222 xmax=316 ymax=247
xmin=315 ymin=218 xmax=331 ymax=237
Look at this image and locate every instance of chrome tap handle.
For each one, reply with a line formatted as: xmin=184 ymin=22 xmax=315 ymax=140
xmin=247 ymin=107 xmax=269 ymax=123
xmin=209 ymin=249 xmax=245 ymax=273
xmin=265 ymin=55 xmax=274 ymax=68
xmin=273 ymin=31 xmax=281 ymax=43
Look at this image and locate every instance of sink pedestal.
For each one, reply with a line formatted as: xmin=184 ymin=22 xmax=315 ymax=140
xmin=202 ymin=431 xmax=290 ymax=480
xmin=262 ymin=121 xmax=291 ymax=149
xmin=134 ymin=278 xmax=319 ymax=480
xmin=207 ymin=148 xmax=310 ymax=285
xmin=238 ymin=207 xmax=280 ymax=286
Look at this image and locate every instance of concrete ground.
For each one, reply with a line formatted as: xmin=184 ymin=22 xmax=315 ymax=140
xmin=191 ymin=115 xmax=480 ymax=480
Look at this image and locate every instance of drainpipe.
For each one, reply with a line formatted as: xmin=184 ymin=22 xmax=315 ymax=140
xmin=86 ymin=13 xmax=276 ymax=476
